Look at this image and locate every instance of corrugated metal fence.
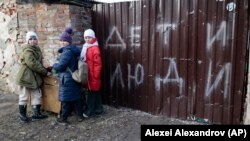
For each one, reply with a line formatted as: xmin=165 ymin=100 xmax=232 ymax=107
xmin=92 ymin=0 xmax=249 ymax=124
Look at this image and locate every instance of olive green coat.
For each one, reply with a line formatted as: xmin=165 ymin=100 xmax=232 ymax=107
xmin=16 ymin=44 xmax=47 ymax=89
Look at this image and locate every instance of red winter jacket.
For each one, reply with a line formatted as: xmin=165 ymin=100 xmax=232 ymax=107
xmin=85 ymin=45 xmax=102 ymax=91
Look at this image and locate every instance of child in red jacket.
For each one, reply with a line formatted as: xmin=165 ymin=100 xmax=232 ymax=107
xmin=81 ymin=29 xmax=103 ymax=117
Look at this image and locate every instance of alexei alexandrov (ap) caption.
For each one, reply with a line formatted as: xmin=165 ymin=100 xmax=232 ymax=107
xmin=143 ymin=128 xmax=248 ymax=138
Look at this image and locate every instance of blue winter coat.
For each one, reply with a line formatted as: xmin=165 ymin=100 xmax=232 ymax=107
xmin=53 ymin=45 xmax=81 ymax=101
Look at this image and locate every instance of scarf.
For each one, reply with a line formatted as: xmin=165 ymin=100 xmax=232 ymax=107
xmin=80 ymin=38 xmax=99 ymax=61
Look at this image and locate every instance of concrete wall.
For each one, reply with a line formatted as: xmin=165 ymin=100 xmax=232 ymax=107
xmin=0 ymin=0 xmax=91 ymax=94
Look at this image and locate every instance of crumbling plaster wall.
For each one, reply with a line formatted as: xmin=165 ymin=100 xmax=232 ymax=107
xmin=0 ymin=0 xmax=19 ymax=93
xmin=0 ymin=0 xmax=92 ymax=94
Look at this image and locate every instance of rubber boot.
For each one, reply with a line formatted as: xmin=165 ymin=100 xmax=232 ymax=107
xmin=31 ymin=105 xmax=48 ymax=121
xmin=18 ymin=105 xmax=29 ymax=123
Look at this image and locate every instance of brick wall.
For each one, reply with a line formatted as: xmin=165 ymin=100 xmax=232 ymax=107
xmin=17 ymin=2 xmax=92 ymax=66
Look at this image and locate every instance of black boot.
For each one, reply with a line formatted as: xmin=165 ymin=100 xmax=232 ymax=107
xmin=18 ymin=105 xmax=29 ymax=123
xmin=31 ymin=105 xmax=48 ymax=121
xmin=56 ymin=117 xmax=69 ymax=125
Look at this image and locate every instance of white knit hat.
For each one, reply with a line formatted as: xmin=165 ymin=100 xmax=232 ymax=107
xmin=84 ymin=29 xmax=95 ymax=38
xmin=26 ymin=31 xmax=38 ymax=43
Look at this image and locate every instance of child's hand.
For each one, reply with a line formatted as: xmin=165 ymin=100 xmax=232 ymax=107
xmin=47 ymin=72 xmax=52 ymax=76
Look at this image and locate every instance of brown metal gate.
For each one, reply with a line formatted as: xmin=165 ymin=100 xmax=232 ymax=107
xmin=92 ymin=0 xmax=249 ymax=124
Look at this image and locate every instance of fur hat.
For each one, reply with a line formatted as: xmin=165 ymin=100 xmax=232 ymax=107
xmin=26 ymin=31 xmax=38 ymax=43
xmin=84 ymin=29 xmax=95 ymax=38
xmin=65 ymin=27 xmax=73 ymax=35
xmin=59 ymin=32 xmax=72 ymax=43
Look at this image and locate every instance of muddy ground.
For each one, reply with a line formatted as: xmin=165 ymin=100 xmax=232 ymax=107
xmin=0 ymin=92 xmax=203 ymax=141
